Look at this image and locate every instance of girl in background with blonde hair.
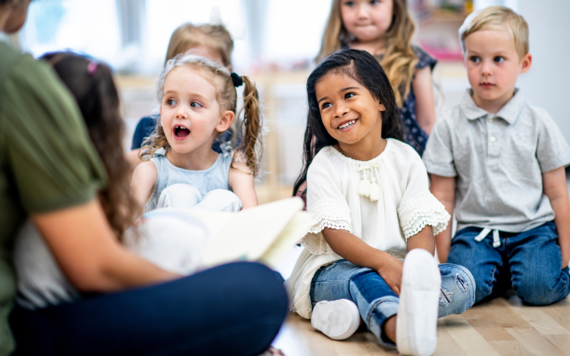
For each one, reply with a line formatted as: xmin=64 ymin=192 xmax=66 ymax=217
xmin=316 ymin=0 xmax=437 ymax=156
xmin=132 ymin=53 xmax=262 ymax=213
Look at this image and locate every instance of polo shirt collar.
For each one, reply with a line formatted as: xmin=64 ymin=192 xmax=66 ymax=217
xmin=460 ymin=89 xmax=524 ymax=125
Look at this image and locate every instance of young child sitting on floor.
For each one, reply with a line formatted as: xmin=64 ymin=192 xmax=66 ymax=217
xmin=425 ymin=6 xmax=570 ymax=306
xmin=127 ymin=22 xmax=235 ymax=168
xmin=131 ymin=53 xmax=262 ymax=213
xmin=286 ymin=49 xmax=475 ymax=356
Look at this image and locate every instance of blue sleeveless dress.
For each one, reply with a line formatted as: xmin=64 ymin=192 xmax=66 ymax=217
xmin=144 ymin=148 xmax=233 ymax=212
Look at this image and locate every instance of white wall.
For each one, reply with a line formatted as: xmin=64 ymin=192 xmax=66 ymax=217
xmin=516 ymin=0 xmax=570 ymax=143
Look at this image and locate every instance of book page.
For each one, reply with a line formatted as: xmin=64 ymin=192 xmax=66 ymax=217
xmin=200 ymin=198 xmax=304 ymax=267
xmin=259 ymin=212 xmax=310 ymax=268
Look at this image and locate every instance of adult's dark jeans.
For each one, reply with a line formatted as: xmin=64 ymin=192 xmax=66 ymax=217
xmin=10 ymin=262 xmax=288 ymax=356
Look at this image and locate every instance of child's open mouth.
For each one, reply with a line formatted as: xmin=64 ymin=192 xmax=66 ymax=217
xmin=174 ymin=125 xmax=190 ymax=138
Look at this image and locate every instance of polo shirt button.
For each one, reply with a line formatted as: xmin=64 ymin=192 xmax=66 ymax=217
xmin=488 ymin=117 xmax=494 ymax=123
xmin=490 ymin=136 xmax=496 ymax=142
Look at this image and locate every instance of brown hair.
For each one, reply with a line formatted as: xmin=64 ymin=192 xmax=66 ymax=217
xmin=165 ymin=23 xmax=234 ymax=67
xmin=140 ymin=54 xmax=262 ymax=176
xmin=459 ymin=6 xmax=529 ymax=60
xmin=41 ymin=52 xmax=138 ymax=240
xmin=317 ymin=0 xmax=418 ymax=106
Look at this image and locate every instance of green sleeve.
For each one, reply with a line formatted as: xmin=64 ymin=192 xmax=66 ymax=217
xmin=0 ymin=54 xmax=107 ymax=213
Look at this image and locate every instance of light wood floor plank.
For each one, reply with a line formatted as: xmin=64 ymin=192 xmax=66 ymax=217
xmin=506 ymin=327 xmax=565 ymax=356
xmin=439 ymin=314 xmax=501 ymax=356
xmin=434 ymin=324 xmax=468 ymax=356
xmin=540 ymin=297 xmax=570 ymax=333
xmin=487 ymin=340 xmax=534 ymax=356
xmin=506 ymin=305 xmax=569 ymax=336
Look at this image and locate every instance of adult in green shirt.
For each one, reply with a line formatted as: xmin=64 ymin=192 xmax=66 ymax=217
xmin=0 ymin=1 xmax=286 ymax=355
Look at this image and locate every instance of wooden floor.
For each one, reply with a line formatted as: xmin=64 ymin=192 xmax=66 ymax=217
xmin=273 ymin=294 xmax=570 ymax=356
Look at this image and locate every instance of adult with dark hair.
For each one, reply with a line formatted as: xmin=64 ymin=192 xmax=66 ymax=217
xmin=285 ymin=49 xmax=474 ymax=355
xmin=0 ymin=2 xmax=286 ymax=355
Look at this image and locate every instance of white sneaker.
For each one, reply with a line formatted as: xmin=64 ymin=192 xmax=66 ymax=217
xmin=396 ymin=249 xmax=441 ymax=356
xmin=311 ymin=299 xmax=360 ymax=340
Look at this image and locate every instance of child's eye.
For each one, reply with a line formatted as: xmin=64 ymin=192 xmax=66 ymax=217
xmin=494 ymin=56 xmax=505 ymax=63
xmin=190 ymin=101 xmax=203 ymax=108
xmin=343 ymin=1 xmax=355 ymax=7
xmin=469 ymin=56 xmax=480 ymax=63
xmin=321 ymin=102 xmax=332 ymax=110
xmin=345 ymin=92 xmax=355 ymax=99
xmin=370 ymin=0 xmax=379 ymax=4
xmin=166 ymin=99 xmax=176 ymax=106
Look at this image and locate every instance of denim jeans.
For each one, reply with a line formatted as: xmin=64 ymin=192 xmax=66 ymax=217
xmin=447 ymin=221 xmax=570 ymax=306
xmin=10 ymin=262 xmax=288 ymax=356
xmin=310 ymin=259 xmax=475 ymax=346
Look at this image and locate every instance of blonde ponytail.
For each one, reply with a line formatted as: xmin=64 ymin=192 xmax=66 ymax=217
xmin=233 ymin=75 xmax=262 ymax=177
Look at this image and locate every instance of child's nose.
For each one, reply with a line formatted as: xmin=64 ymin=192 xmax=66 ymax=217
xmin=335 ymin=104 xmax=349 ymax=118
xmin=175 ymin=106 xmax=189 ymax=119
xmin=481 ymin=60 xmax=493 ymax=76
xmin=357 ymin=4 xmax=369 ymax=19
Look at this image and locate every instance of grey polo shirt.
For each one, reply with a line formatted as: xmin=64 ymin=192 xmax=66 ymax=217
xmin=423 ymin=89 xmax=570 ymax=233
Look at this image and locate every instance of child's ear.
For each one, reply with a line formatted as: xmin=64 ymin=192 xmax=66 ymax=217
xmin=216 ymin=110 xmax=235 ymax=132
xmin=159 ymin=106 xmax=163 ymax=126
xmin=520 ymin=53 xmax=532 ymax=74
xmin=378 ymin=102 xmax=386 ymax=112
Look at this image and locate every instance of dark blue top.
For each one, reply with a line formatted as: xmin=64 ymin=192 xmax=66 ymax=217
xmin=130 ymin=113 xmax=232 ymax=154
xmin=399 ymin=46 xmax=437 ymax=156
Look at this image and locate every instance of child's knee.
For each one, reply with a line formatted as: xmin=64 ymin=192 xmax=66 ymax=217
xmin=438 ymin=264 xmax=476 ymax=315
xmin=201 ymin=189 xmax=242 ymax=212
xmin=158 ymin=184 xmax=201 ymax=209
xmin=514 ymin=274 xmax=565 ymax=306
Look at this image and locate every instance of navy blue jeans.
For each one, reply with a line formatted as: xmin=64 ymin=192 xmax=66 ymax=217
xmin=447 ymin=222 xmax=570 ymax=306
xmin=310 ymin=259 xmax=475 ymax=345
xmin=9 ymin=262 xmax=288 ymax=356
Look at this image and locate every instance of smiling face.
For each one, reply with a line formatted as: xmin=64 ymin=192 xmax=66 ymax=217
xmin=340 ymin=0 xmax=393 ymax=44
xmin=464 ymin=25 xmax=531 ymax=113
xmin=316 ymin=71 xmax=385 ymax=153
xmin=160 ymin=66 xmax=233 ymax=154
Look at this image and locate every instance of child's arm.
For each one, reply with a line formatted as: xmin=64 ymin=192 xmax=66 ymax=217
xmin=228 ymin=161 xmax=258 ymax=210
xmin=412 ymin=67 xmax=437 ymax=135
xmin=407 ymin=225 xmax=435 ymax=255
xmin=323 ymin=228 xmax=404 ymax=295
xmin=131 ymin=161 xmax=158 ymax=216
xmin=543 ymin=167 xmax=570 ymax=268
xmin=429 ymin=174 xmax=456 ymax=263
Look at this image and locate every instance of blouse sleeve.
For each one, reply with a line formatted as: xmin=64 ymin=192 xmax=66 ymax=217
xmin=301 ymin=150 xmax=351 ymax=255
xmin=397 ymin=152 xmax=450 ymax=239
xmin=413 ymin=45 xmax=437 ymax=71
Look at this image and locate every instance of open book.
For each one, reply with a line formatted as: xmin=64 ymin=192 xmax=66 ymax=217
xmin=190 ymin=197 xmax=309 ymax=267
xmin=132 ymin=197 xmax=310 ymax=271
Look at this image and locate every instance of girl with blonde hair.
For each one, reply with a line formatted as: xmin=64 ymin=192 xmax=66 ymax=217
xmin=132 ymin=53 xmax=262 ymax=212
xmin=316 ymin=0 xmax=437 ymax=155
xmin=127 ymin=23 xmax=235 ymax=171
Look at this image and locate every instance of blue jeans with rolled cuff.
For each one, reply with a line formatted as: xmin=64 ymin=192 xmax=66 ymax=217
xmin=310 ymin=259 xmax=475 ymax=346
xmin=447 ymin=221 xmax=570 ymax=306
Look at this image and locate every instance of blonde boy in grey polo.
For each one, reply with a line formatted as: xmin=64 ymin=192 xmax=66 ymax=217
xmin=424 ymin=6 xmax=570 ymax=306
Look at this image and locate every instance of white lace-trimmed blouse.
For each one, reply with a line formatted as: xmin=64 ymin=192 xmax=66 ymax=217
xmin=285 ymin=139 xmax=450 ymax=319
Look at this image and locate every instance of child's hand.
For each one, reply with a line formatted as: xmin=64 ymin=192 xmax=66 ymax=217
xmin=376 ymin=255 xmax=404 ymax=295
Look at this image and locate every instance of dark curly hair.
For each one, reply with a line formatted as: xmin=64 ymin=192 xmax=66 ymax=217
xmin=40 ymin=52 xmax=138 ymax=241
xmin=293 ymin=49 xmax=405 ymax=198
